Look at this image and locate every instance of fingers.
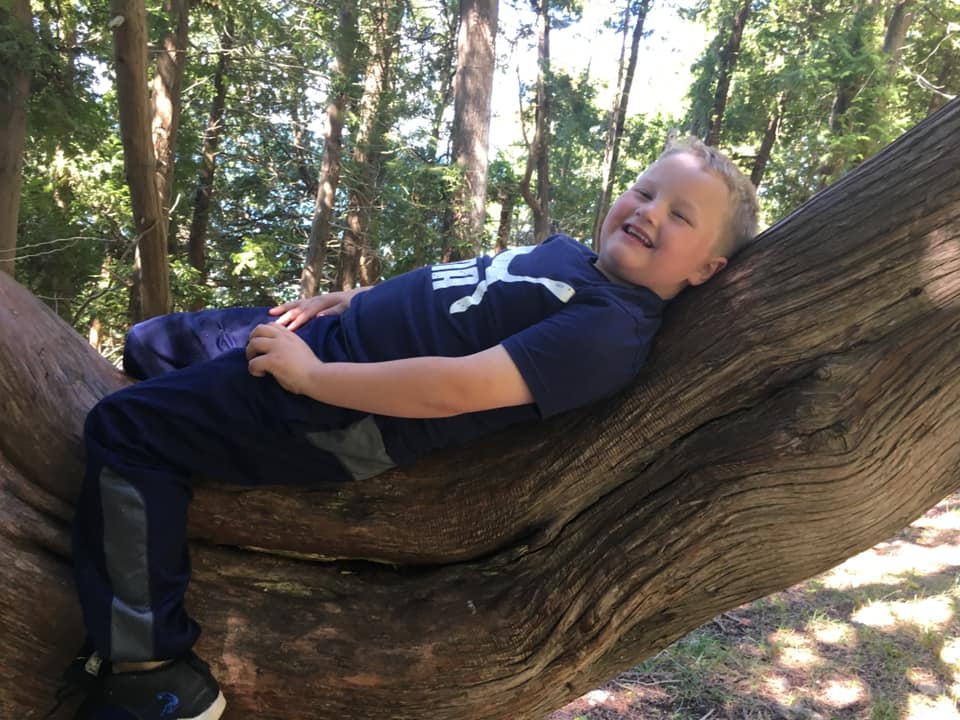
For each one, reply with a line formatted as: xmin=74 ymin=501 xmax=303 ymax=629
xmin=246 ymin=324 xmax=284 ymax=358
xmin=286 ymin=312 xmax=311 ymax=331
xmin=247 ymin=355 xmax=267 ymax=377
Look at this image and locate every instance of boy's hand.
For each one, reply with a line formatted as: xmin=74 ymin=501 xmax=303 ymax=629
xmin=269 ymin=289 xmax=363 ymax=330
xmin=246 ymin=323 xmax=321 ymax=395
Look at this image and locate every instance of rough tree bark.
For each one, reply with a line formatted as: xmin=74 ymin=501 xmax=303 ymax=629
xmin=2 ymin=101 xmax=960 ymax=719
xmin=0 ymin=0 xmax=32 ymax=277
xmin=451 ymin=0 xmax=499 ymax=255
xmin=591 ymin=0 xmax=651 ymax=249
xmin=111 ymin=0 xmax=171 ymax=319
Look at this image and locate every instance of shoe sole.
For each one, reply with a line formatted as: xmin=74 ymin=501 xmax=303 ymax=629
xmin=186 ymin=691 xmax=226 ymax=720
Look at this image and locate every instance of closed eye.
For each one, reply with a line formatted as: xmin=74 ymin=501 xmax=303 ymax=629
xmin=672 ymin=209 xmax=691 ymax=224
xmin=633 ymin=188 xmax=653 ymax=200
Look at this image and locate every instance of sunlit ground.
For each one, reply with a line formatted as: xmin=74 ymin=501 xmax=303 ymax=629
xmin=548 ymin=492 xmax=960 ymax=720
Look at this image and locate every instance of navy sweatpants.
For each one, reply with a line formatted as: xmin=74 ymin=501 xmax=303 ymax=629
xmin=73 ymin=308 xmax=373 ymax=662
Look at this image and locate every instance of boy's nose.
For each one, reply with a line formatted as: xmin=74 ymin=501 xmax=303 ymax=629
xmin=633 ymin=201 xmax=662 ymax=226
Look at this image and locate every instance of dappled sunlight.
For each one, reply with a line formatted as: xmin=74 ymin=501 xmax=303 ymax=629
xmin=761 ymin=672 xmax=794 ymax=705
xmin=905 ymin=692 xmax=960 ymax=720
xmin=818 ymin=676 xmax=866 ymax=708
xmin=550 ymin=495 xmax=960 ymax=719
xmin=807 ymin=617 xmax=856 ymax=646
xmin=584 ymin=689 xmax=613 ymax=706
xmin=769 ymin=628 xmax=822 ymax=669
xmin=851 ymin=596 xmax=954 ymax=631
xmin=920 ymin=229 xmax=960 ymax=308
xmin=821 ymin=539 xmax=960 ymax=589
xmin=943 ymin=636 xmax=960 ymax=668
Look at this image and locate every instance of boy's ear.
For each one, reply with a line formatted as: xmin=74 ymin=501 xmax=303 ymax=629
xmin=688 ymin=256 xmax=728 ymax=286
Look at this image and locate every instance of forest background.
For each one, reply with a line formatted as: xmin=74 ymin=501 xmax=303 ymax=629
xmin=2 ymin=0 xmax=957 ymax=363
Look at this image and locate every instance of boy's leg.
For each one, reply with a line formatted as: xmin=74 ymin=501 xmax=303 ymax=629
xmin=123 ymin=307 xmax=273 ymax=380
xmin=74 ymin=346 xmax=361 ymax=663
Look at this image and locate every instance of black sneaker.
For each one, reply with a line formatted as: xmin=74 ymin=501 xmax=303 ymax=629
xmin=75 ymin=652 xmax=226 ymax=720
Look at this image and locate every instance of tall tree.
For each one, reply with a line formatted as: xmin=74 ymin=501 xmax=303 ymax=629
xmin=301 ymin=0 xmax=361 ymax=298
xmin=2 ymin=98 xmax=960 ymax=720
xmin=336 ymin=1 xmax=404 ymax=290
xmin=0 ymin=0 xmax=32 ymax=277
xmin=150 ymin=0 xmax=189 ymax=220
xmin=704 ymin=0 xmax=752 ymax=147
xmin=750 ymin=92 xmax=784 ymax=187
xmin=111 ymin=0 xmax=171 ymax=318
xmin=187 ymin=16 xmax=234 ymax=281
xmin=816 ymin=0 xmax=884 ymax=188
xmin=520 ymin=0 xmax=552 ymax=243
xmin=450 ymin=0 xmax=499 ymax=254
xmin=591 ymin=0 xmax=651 ymax=249
xmin=425 ymin=1 xmax=460 ymax=162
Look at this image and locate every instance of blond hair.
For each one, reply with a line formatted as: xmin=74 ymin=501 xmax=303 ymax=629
xmin=659 ymin=137 xmax=759 ymax=258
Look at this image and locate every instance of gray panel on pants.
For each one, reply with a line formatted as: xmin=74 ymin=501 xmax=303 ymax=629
xmin=100 ymin=467 xmax=155 ymax=661
xmin=305 ymin=415 xmax=396 ymax=480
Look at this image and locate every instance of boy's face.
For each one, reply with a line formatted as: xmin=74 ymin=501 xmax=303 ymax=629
xmin=595 ymin=152 xmax=730 ymax=300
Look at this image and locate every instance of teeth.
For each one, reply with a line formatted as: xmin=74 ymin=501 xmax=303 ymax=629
xmin=624 ymin=225 xmax=652 ymax=247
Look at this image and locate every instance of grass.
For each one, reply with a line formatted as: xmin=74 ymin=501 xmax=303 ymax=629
xmin=548 ymin=492 xmax=960 ymax=720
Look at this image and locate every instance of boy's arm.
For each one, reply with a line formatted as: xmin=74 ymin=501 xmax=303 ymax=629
xmin=246 ymin=323 xmax=533 ymax=418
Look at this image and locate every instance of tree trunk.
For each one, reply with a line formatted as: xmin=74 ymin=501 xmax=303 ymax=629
xmin=750 ymin=93 xmax=785 ymax=188
xmin=591 ymin=0 xmax=651 ymax=250
xmin=301 ymin=0 xmax=360 ymax=298
xmin=704 ymin=0 xmax=752 ymax=147
xmin=150 ymin=0 xmax=189 ymax=221
xmin=495 ymin=188 xmax=514 ymax=253
xmin=928 ymin=48 xmax=955 ymax=115
xmin=427 ymin=3 xmax=459 ymax=162
xmin=3 ymin=100 xmax=960 ymax=719
xmin=881 ymin=0 xmax=913 ymax=70
xmin=451 ymin=0 xmax=499 ymax=255
xmin=335 ymin=1 xmax=402 ymax=291
xmin=188 ymin=17 xmax=234 ymax=280
xmin=520 ymin=0 xmax=551 ymax=243
xmin=0 ymin=0 xmax=32 ymax=277
xmin=111 ymin=0 xmax=171 ymax=319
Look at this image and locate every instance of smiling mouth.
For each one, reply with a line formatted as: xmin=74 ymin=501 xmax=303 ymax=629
xmin=623 ymin=223 xmax=654 ymax=248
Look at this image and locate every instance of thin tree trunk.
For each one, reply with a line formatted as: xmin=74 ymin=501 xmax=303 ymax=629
xmin=751 ymin=93 xmax=785 ymax=188
xmin=882 ymin=0 xmax=913 ymax=69
xmin=704 ymin=0 xmax=752 ymax=147
xmin=928 ymin=49 xmax=955 ymax=115
xmin=0 ymin=0 xmax=32 ymax=277
xmin=335 ymin=1 xmax=403 ymax=291
xmin=520 ymin=0 xmax=551 ymax=243
xmin=2 ymin=98 xmax=960 ymax=720
xmin=111 ymin=0 xmax=171 ymax=319
xmin=301 ymin=0 xmax=360 ymax=298
xmin=188 ymin=17 xmax=233 ymax=280
xmin=817 ymin=0 xmax=880 ymax=188
xmin=495 ymin=189 xmax=514 ymax=252
xmin=427 ymin=2 xmax=459 ymax=162
xmin=150 ymin=0 xmax=189 ymax=220
xmin=451 ymin=0 xmax=499 ymax=255
xmin=591 ymin=0 xmax=651 ymax=249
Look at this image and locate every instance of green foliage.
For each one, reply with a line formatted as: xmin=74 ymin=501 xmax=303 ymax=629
xmin=12 ymin=0 xmax=958 ymax=349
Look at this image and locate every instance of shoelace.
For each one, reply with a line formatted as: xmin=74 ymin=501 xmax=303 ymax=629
xmin=44 ymin=652 xmax=106 ymax=719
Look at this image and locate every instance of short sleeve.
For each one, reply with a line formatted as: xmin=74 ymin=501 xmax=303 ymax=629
xmin=501 ymin=292 xmax=660 ymax=419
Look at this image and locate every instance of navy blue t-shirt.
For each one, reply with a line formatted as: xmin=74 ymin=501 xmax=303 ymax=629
xmin=337 ymin=234 xmax=664 ymax=465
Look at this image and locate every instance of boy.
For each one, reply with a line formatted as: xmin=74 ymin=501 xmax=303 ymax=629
xmin=59 ymin=139 xmax=758 ymax=719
